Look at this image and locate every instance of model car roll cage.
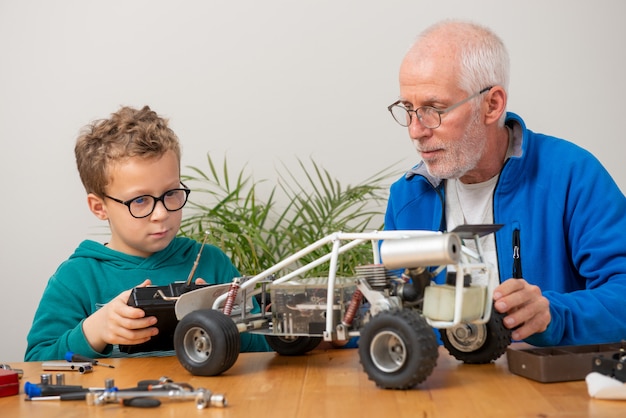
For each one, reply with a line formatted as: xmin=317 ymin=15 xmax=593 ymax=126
xmin=180 ymin=226 xmax=501 ymax=338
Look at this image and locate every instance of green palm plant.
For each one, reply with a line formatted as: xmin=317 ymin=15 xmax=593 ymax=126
xmin=179 ymin=154 xmax=401 ymax=278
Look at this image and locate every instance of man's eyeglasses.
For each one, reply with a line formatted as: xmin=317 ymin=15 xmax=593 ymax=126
xmin=104 ymin=183 xmax=191 ymax=219
xmin=387 ymin=86 xmax=493 ymax=129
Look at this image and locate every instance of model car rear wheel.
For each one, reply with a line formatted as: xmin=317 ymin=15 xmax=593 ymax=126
xmin=439 ymin=308 xmax=511 ymax=364
xmin=174 ymin=309 xmax=240 ymax=376
xmin=265 ymin=335 xmax=322 ymax=356
xmin=359 ymin=309 xmax=438 ymax=389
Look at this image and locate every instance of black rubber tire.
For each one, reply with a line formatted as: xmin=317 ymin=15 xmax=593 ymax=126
xmin=174 ymin=309 xmax=240 ymax=376
xmin=265 ymin=335 xmax=322 ymax=356
xmin=358 ymin=309 xmax=439 ymax=389
xmin=440 ymin=309 xmax=511 ymax=364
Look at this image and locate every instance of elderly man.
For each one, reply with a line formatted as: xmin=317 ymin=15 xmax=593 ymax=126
xmin=384 ymin=20 xmax=626 ymax=346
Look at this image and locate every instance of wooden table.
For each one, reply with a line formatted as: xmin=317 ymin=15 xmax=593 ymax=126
xmin=1 ymin=345 xmax=623 ymax=417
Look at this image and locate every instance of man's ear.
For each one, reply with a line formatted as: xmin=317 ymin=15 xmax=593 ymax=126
xmin=484 ymin=85 xmax=507 ymax=125
xmin=87 ymin=193 xmax=108 ymax=220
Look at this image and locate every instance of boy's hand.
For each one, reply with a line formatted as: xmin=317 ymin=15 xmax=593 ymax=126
xmin=82 ymin=279 xmax=158 ymax=353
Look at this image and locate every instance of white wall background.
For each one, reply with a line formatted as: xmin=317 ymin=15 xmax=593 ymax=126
xmin=1 ymin=0 xmax=625 ymax=362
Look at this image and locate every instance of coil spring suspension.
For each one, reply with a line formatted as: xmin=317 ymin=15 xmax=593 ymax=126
xmin=223 ymin=278 xmax=241 ymax=316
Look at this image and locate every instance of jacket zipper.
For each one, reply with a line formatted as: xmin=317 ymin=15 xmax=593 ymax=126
xmin=512 ymin=228 xmax=522 ymax=278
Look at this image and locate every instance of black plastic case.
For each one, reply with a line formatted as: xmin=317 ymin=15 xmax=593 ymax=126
xmin=507 ymin=342 xmax=626 ymax=382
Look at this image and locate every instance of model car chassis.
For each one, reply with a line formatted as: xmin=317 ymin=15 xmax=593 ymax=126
xmin=154 ymin=226 xmax=510 ymax=389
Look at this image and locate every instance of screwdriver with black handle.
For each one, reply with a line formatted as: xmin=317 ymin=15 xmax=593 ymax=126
xmin=64 ymin=351 xmax=115 ymax=368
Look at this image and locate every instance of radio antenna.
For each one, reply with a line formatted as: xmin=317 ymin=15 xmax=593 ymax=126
xmin=185 ymin=231 xmax=210 ymax=287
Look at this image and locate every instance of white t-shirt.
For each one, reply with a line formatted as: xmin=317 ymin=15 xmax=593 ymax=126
xmin=446 ymin=175 xmax=499 ymax=284
xmin=444 ymin=127 xmax=515 ymax=282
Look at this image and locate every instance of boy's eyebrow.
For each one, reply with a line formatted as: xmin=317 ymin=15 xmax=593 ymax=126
xmin=111 ymin=181 xmax=184 ymax=198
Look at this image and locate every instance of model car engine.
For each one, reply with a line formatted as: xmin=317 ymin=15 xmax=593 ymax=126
xmin=271 ymin=277 xmax=356 ymax=335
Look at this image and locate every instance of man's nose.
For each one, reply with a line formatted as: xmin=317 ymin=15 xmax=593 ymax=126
xmin=408 ymin=115 xmax=432 ymax=139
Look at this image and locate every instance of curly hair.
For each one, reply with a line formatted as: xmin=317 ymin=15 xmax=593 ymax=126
xmin=75 ymin=106 xmax=181 ymax=196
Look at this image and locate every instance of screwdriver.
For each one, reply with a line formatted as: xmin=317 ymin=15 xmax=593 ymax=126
xmin=24 ymin=381 xmax=90 ymax=398
xmin=64 ymin=352 xmax=115 ymax=368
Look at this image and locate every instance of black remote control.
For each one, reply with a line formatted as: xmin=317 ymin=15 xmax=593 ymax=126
xmin=119 ymin=282 xmax=208 ymax=354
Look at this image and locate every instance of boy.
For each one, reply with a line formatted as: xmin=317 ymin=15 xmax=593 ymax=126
xmin=25 ymin=105 xmax=271 ymax=361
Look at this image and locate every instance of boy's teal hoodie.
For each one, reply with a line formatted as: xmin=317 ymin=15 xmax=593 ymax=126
xmin=25 ymin=236 xmax=271 ymax=361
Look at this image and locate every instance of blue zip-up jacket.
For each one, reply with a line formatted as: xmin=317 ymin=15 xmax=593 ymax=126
xmin=384 ymin=112 xmax=626 ymax=346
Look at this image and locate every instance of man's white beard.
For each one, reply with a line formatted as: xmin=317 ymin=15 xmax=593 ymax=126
xmin=424 ymin=110 xmax=486 ymax=180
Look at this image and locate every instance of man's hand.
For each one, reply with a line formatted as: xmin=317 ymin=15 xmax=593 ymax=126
xmin=493 ymin=278 xmax=551 ymax=341
xmin=82 ymin=279 xmax=158 ymax=353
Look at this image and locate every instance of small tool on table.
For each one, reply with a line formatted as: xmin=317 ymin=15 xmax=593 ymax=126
xmin=64 ymin=352 xmax=115 ymax=368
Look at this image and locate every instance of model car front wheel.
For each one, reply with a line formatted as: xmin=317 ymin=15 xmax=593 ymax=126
xmin=174 ymin=309 xmax=240 ymax=376
xmin=359 ymin=309 xmax=438 ymax=389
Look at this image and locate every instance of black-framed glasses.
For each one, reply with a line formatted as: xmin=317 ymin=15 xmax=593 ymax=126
xmin=104 ymin=183 xmax=191 ymax=219
xmin=387 ymin=86 xmax=493 ymax=129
